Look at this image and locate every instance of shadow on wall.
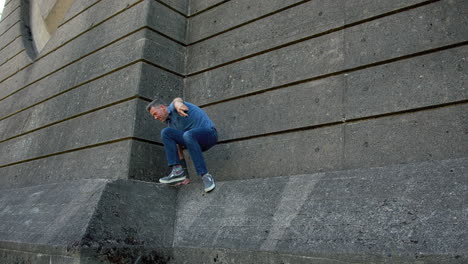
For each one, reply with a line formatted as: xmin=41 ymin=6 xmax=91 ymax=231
xmin=21 ymin=0 xmax=74 ymax=59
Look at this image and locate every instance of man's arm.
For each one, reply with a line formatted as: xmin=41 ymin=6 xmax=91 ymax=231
xmin=173 ymin=97 xmax=189 ymax=117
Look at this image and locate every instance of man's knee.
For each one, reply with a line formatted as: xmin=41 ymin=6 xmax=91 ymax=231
xmin=182 ymin=131 xmax=193 ymax=142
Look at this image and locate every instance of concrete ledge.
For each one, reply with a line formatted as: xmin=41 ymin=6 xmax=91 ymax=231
xmin=159 ymin=0 xmax=188 ymax=16
xmin=173 ymin=157 xmax=468 ymax=263
xmin=0 ymin=49 xmax=31 ymax=82
xmin=0 ymin=179 xmax=177 ymax=263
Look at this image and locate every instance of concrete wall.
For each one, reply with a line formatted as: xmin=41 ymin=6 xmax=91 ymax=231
xmin=0 ymin=0 xmax=467 ymax=263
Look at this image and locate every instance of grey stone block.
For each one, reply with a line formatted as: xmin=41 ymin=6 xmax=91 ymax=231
xmin=173 ymin=157 xmax=467 ymax=262
xmin=143 ymin=29 xmax=186 ymax=74
xmin=0 ymin=0 xmax=20 ymax=22
xmin=187 ymin=0 xmax=344 ymax=74
xmin=0 ymin=22 xmax=20 ymax=51
xmin=189 ymin=0 xmax=225 ymax=15
xmin=0 ymin=179 xmax=177 ymax=262
xmin=159 ymin=0 xmax=188 ymax=15
xmin=345 ymin=45 xmax=468 ymax=119
xmin=344 ymin=104 xmax=468 ymax=170
xmin=345 ymin=0 xmax=428 ymax=24
xmin=0 ymin=99 xmax=143 ymax=166
xmin=0 ymin=32 xmax=144 ymax=118
xmin=0 ymin=49 xmax=31 ymax=82
xmin=203 ymin=125 xmax=343 ymax=181
xmin=187 ymin=0 xmax=305 ymax=43
xmin=62 ymin=0 xmax=97 ymax=23
xmin=146 ymin=0 xmax=187 ymax=43
xmin=0 ymin=37 xmax=24 ymax=66
xmin=0 ymin=62 xmax=141 ymax=142
xmin=345 ymin=0 xmax=468 ymax=68
xmin=0 ymin=140 xmax=132 ymax=190
xmin=204 ymin=75 xmax=344 ymax=141
xmin=0 ymin=6 xmax=19 ymax=36
xmin=128 ymin=140 xmax=170 ymax=182
xmin=186 ymin=30 xmax=344 ymax=105
xmin=0 ymin=249 xmax=79 ymax=264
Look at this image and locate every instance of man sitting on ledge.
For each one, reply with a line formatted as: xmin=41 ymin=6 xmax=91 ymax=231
xmin=147 ymin=97 xmax=218 ymax=193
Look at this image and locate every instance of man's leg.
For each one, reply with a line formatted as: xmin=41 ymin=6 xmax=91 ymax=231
xmin=174 ymin=145 xmax=191 ymax=186
xmin=160 ymin=128 xmax=187 ymax=184
xmin=182 ymin=127 xmax=217 ymax=192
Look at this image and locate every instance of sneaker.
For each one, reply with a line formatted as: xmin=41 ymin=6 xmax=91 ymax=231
xmin=160 ymin=168 xmax=187 ymax=184
xmin=202 ymin=173 xmax=215 ymax=192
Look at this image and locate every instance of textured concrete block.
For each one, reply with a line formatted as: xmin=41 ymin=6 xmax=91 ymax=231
xmin=189 ymin=0 xmax=225 ymax=15
xmin=345 ymin=0 xmax=428 ymax=24
xmin=0 ymin=100 xmax=141 ymax=166
xmin=62 ymin=0 xmax=97 ymax=22
xmin=187 ymin=0 xmax=305 ymax=43
xmin=203 ymin=125 xmax=343 ymax=181
xmin=186 ymin=31 xmax=344 ymax=105
xmin=0 ymin=63 xmax=141 ymax=142
xmin=204 ymin=75 xmax=344 ymax=141
xmin=146 ymin=0 xmax=187 ymax=43
xmin=0 ymin=179 xmax=177 ymax=262
xmin=0 ymin=0 xmax=20 ymax=22
xmin=345 ymin=0 xmax=468 ymax=68
xmin=128 ymin=140 xmax=170 ymax=182
xmin=143 ymin=29 xmax=186 ymax=74
xmin=0 ymin=140 xmax=132 ymax=190
xmin=346 ymin=45 xmax=468 ymax=119
xmin=0 ymin=37 xmax=23 ymax=66
xmin=0 ymin=50 xmax=31 ymax=82
xmin=0 ymin=22 xmax=20 ymax=51
xmin=187 ymin=0 xmax=344 ymax=74
xmin=173 ymin=157 xmax=467 ymax=263
xmin=344 ymin=104 xmax=468 ymax=170
xmin=0 ymin=6 xmax=20 ymax=36
xmin=160 ymin=0 xmax=188 ymax=15
xmin=0 ymin=29 xmax=145 ymax=102
xmin=40 ymin=0 xmax=138 ymax=55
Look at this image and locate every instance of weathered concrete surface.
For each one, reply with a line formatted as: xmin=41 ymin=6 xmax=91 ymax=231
xmin=344 ymin=104 xmax=468 ymax=170
xmin=173 ymin=157 xmax=468 ymax=263
xmin=189 ymin=0 xmax=225 ymax=15
xmin=187 ymin=0 xmax=305 ymax=43
xmin=345 ymin=45 xmax=468 ymax=119
xmin=201 ymin=103 xmax=467 ymax=181
xmin=0 ymin=0 xmax=20 ymax=22
xmin=0 ymin=5 xmax=20 ymax=36
xmin=186 ymin=30 xmax=344 ymax=106
xmin=0 ymin=22 xmax=21 ymax=51
xmin=345 ymin=0 xmax=468 ymax=68
xmin=0 ymin=37 xmax=24 ymax=66
xmin=0 ymin=140 xmax=132 ymax=190
xmin=204 ymin=76 xmax=344 ymax=141
xmin=0 ymin=50 xmax=31 ymax=82
xmin=344 ymin=0 xmax=428 ymax=23
xmin=159 ymin=0 xmax=188 ymax=15
xmin=62 ymin=0 xmax=100 ymax=23
xmin=0 ymin=179 xmax=177 ymax=263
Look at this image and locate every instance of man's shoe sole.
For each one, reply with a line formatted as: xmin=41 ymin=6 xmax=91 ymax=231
xmin=159 ymin=176 xmax=187 ymax=184
xmin=204 ymin=183 xmax=215 ymax=193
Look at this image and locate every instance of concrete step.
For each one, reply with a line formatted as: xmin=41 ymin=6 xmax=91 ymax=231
xmin=171 ymin=157 xmax=467 ymax=264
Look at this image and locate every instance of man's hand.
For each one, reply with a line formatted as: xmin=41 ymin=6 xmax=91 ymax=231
xmin=173 ymin=98 xmax=188 ymax=117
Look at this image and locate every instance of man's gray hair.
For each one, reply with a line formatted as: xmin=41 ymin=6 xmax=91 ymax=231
xmin=146 ymin=98 xmax=168 ymax=112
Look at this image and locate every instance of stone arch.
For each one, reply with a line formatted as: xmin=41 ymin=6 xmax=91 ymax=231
xmin=22 ymin=0 xmax=74 ymax=58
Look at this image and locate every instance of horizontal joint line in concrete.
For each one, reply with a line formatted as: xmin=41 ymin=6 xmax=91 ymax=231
xmin=187 ymin=0 xmax=230 ymax=18
xmin=200 ymin=41 xmax=468 ymax=108
xmin=0 ymin=19 xmax=20 ymax=38
xmin=0 ymin=27 xmax=147 ymax=101
xmin=0 ymin=4 xmax=20 ymax=23
xmin=0 ymin=138 xmax=135 ymax=168
xmin=0 ymin=60 xmax=144 ymax=120
xmin=4 ymin=0 xmax=14 ymax=8
xmin=141 ymin=59 xmax=185 ymax=77
xmin=0 ymin=48 xmax=25 ymax=68
xmin=187 ymin=0 xmax=311 ymax=46
xmin=58 ymin=0 xmax=106 ymax=28
xmin=218 ymin=100 xmax=468 ymax=145
xmin=0 ymin=34 xmax=21 ymax=53
xmin=154 ymin=0 xmax=188 ymax=18
xmin=186 ymin=0 xmax=441 ymax=75
xmin=0 ymin=137 xmax=164 ymax=168
xmin=146 ymin=26 xmax=187 ymax=47
xmin=0 ymin=96 xmax=142 ymax=144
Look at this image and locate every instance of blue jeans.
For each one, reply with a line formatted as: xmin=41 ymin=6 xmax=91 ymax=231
xmin=161 ymin=127 xmax=218 ymax=176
